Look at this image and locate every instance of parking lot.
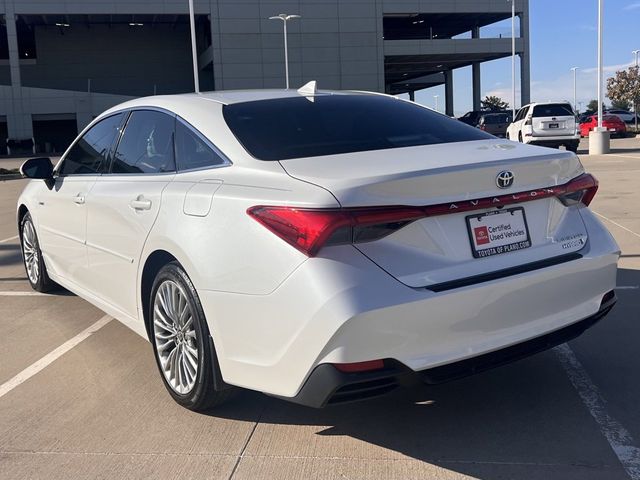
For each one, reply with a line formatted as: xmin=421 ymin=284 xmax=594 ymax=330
xmin=1 ymin=137 xmax=639 ymax=480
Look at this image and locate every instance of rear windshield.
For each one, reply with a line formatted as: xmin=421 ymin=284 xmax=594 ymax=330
xmin=223 ymin=95 xmax=492 ymax=160
xmin=483 ymin=114 xmax=511 ymax=124
xmin=532 ymin=104 xmax=574 ymax=117
xmin=603 ymin=115 xmax=621 ymax=121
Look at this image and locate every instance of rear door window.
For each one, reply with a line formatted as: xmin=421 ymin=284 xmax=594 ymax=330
xmin=111 ymin=110 xmax=176 ymax=174
xmin=59 ymin=113 xmax=125 ymax=175
xmin=532 ymin=104 xmax=574 ymax=117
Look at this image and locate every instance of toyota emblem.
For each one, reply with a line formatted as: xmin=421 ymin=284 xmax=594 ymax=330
xmin=496 ymin=170 xmax=515 ymax=189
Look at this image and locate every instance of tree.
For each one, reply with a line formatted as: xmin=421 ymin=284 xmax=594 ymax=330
xmin=481 ymin=95 xmax=509 ymax=111
xmin=586 ymin=99 xmax=606 ymax=112
xmin=610 ymin=98 xmax=631 ymax=111
xmin=607 ymin=66 xmax=640 ymax=128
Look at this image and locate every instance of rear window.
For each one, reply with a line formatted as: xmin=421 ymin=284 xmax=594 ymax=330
xmin=603 ymin=115 xmax=622 ymax=121
xmin=223 ymin=95 xmax=492 ymax=160
xmin=532 ymin=104 xmax=574 ymax=117
xmin=483 ymin=114 xmax=511 ymax=124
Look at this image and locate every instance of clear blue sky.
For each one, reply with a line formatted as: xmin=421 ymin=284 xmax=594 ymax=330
xmin=415 ymin=0 xmax=640 ymax=115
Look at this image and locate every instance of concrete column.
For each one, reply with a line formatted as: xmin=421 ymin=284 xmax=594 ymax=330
xmin=409 ymin=90 xmax=415 ymax=102
xmin=5 ymin=11 xmax=33 ymax=140
xmin=444 ymin=70 xmax=454 ymax=116
xmin=519 ymin=11 xmax=531 ymax=105
xmin=471 ymin=26 xmax=481 ymax=111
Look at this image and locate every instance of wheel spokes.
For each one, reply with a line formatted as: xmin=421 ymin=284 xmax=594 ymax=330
xmin=152 ymin=279 xmax=199 ymax=394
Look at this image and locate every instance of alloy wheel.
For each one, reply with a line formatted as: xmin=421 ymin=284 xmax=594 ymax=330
xmin=153 ymin=280 xmax=199 ymax=394
xmin=22 ymin=219 xmax=40 ymax=285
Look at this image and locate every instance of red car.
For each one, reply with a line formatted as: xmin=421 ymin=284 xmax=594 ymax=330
xmin=580 ymin=114 xmax=627 ymax=138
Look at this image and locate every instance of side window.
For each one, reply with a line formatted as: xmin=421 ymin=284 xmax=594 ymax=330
xmin=175 ymin=120 xmax=227 ymax=171
xmin=59 ymin=113 xmax=124 ymax=175
xmin=111 ymin=110 xmax=176 ymax=174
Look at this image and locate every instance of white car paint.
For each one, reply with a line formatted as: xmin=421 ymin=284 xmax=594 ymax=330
xmin=17 ymin=89 xmax=619 ymax=405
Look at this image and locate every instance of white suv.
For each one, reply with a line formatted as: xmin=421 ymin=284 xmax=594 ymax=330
xmin=507 ymin=102 xmax=579 ymax=152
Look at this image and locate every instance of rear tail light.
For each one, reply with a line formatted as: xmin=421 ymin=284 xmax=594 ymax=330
xmin=248 ymin=173 xmax=599 ymax=257
xmin=247 ymin=206 xmax=423 ymax=256
xmin=557 ymin=172 xmax=598 ymax=207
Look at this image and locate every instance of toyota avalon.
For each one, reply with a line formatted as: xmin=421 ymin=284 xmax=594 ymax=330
xmin=17 ymin=87 xmax=619 ymax=410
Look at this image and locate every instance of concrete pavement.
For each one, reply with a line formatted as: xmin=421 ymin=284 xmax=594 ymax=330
xmin=0 ymin=139 xmax=639 ymax=479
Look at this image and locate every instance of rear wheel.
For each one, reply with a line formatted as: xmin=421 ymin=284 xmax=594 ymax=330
xmin=518 ymin=132 xmax=523 ymax=143
xmin=20 ymin=212 xmax=56 ymax=293
xmin=150 ymin=262 xmax=231 ymax=411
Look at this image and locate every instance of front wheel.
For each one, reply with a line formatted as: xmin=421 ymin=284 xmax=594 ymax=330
xmin=150 ymin=262 xmax=232 ymax=411
xmin=20 ymin=212 xmax=56 ymax=292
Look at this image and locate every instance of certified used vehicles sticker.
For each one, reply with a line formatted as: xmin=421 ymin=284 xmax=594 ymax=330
xmin=466 ymin=207 xmax=531 ymax=258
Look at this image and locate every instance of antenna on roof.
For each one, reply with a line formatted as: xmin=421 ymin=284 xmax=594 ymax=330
xmin=297 ymin=81 xmax=317 ymax=97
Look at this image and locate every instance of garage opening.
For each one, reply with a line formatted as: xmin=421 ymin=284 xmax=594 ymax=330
xmin=0 ymin=117 xmax=7 ymax=155
xmin=32 ymin=113 xmax=77 ymax=154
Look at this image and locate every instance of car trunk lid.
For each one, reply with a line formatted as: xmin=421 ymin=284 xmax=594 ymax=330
xmin=279 ymin=139 xmax=590 ymax=288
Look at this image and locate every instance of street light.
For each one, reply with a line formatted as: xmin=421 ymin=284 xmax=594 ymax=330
xmin=570 ymin=67 xmax=578 ymax=114
xmin=508 ymin=0 xmax=516 ymax=118
xmin=188 ymin=0 xmax=199 ymax=93
xmin=269 ymin=13 xmax=301 ymax=89
xmin=589 ymin=0 xmax=609 ymax=154
xmin=634 ymin=50 xmax=639 ymax=132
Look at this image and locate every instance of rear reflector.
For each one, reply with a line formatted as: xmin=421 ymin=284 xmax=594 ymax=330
xmin=248 ymin=173 xmax=598 ymax=257
xmin=333 ymin=360 xmax=385 ymax=373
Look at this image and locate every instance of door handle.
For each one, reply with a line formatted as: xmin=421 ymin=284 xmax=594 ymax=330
xmin=73 ymin=194 xmax=85 ymax=205
xmin=130 ymin=197 xmax=152 ymax=211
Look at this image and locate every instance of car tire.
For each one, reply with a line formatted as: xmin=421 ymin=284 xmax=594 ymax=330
xmin=20 ymin=212 xmax=57 ymax=293
xmin=150 ymin=261 xmax=233 ymax=411
xmin=518 ymin=132 xmax=523 ymax=143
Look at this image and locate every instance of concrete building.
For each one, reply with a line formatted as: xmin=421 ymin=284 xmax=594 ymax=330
xmin=0 ymin=0 xmax=530 ymax=155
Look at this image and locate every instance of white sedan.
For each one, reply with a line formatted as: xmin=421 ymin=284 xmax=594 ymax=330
xmin=17 ymin=88 xmax=619 ymax=410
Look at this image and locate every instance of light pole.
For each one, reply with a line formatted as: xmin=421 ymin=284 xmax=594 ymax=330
xmin=508 ymin=0 xmax=516 ymax=118
xmin=188 ymin=0 xmax=199 ymax=93
xmin=434 ymin=95 xmax=439 ymax=112
xmin=269 ymin=13 xmax=301 ymax=89
xmin=570 ymin=67 xmax=578 ymax=114
xmin=589 ymin=0 xmax=609 ymax=154
xmin=634 ymin=50 xmax=639 ymax=132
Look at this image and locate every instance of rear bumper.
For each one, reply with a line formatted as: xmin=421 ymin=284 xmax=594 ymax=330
xmin=526 ymin=135 xmax=580 ymax=147
xmin=199 ymin=208 xmax=619 ymax=400
xmin=283 ymin=291 xmax=616 ymax=408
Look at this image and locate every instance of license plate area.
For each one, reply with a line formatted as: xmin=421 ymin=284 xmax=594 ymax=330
xmin=466 ymin=207 xmax=532 ymax=258
xmin=549 ymin=123 xmax=559 ymax=129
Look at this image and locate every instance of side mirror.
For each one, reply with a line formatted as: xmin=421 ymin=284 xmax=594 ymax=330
xmin=20 ymin=157 xmax=53 ymax=179
xmin=20 ymin=157 xmax=54 ymax=188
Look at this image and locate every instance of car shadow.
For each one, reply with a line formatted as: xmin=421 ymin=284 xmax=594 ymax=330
xmin=0 ymin=242 xmax=75 ymax=295
xmin=194 ymin=267 xmax=639 ymax=478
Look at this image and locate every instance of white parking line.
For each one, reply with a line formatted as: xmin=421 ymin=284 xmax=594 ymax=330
xmin=0 ymin=291 xmax=49 ymax=296
xmin=594 ymin=212 xmax=640 ymax=239
xmin=0 ymin=315 xmax=112 ymax=399
xmin=555 ymin=344 xmax=640 ymax=479
xmin=0 ymin=235 xmax=18 ymax=244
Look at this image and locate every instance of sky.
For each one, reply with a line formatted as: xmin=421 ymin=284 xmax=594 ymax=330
xmin=414 ymin=0 xmax=640 ymax=116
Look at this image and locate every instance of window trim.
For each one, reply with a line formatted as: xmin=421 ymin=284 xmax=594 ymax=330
xmin=174 ymin=115 xmax=232 ymax=173
xmin=55 ymin=111 xmax=127 ymax=177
